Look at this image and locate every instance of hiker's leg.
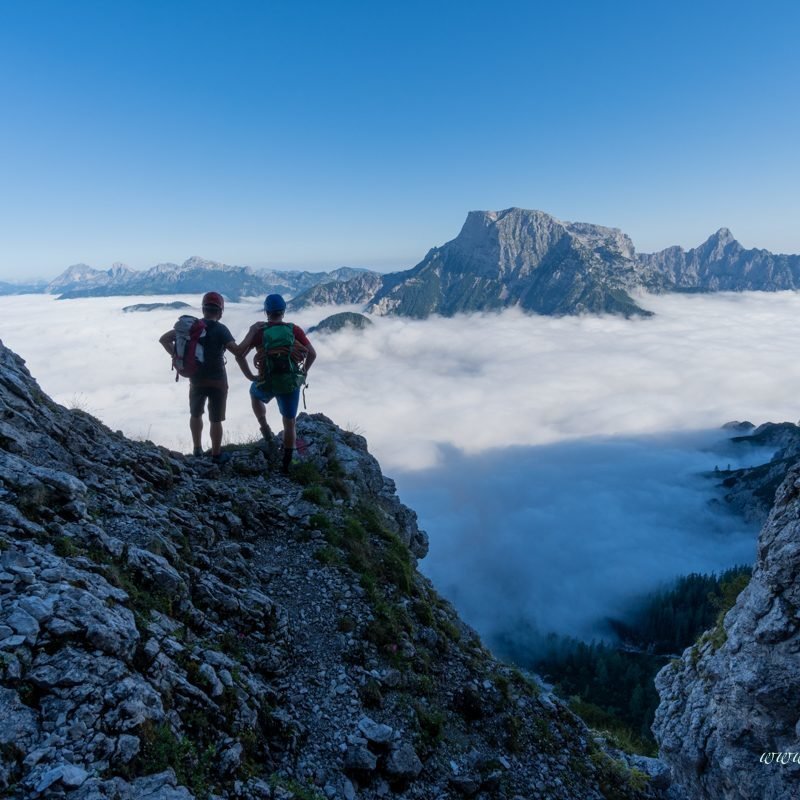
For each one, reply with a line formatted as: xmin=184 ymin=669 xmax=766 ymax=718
xmin=282 ymin=416 xmax=296 ymax=450
xmin=208 ymin=387 xmax=228 ymax=457
xmin=250 ymin=395 xmax=267 ymax=427
xmin=188 ymin=385 xmax=205 ymax=452
xmin=209 ymin=421 xmax=223 ymax=456
xmin=276 ymin=390 xmax=300 ymax=472
xmin=190 ymin=415 xmax=203 ymax=450
xmin=249 ymin=382 xmax=275 ymax=439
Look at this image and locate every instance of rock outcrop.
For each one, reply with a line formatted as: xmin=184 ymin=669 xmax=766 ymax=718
xmin=0 ymin=339 xmax=656 ymax=799
xmin=712 ymin=422 xmax=800 ymax=524
xmin=654 ymin=454 xmax=800 ymax=799
xmin=307 ymin=313 xmax=373 ymax=336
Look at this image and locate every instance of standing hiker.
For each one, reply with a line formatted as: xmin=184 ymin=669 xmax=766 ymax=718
xmin=159 ymin=291 xmax=239 ymax=465
xmin=235 ymin=294 xmax=316 ymax=473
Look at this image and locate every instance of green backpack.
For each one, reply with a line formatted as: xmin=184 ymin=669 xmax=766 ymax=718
xmin=258 ymin=323 xmax=307 ymax=395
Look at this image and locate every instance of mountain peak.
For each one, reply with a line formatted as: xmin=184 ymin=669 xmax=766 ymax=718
xmin=182 ymin=255 xmax=226 ymax=271
xmin=711 ymin=227 xmax=735 ymax=244
xmin=701 ymin=227 xmax=741 ymax=259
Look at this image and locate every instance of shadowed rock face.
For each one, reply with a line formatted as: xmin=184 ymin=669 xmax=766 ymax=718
xmin=0 ymin=339 xmax=659 ymax=800
xmin=654 ymin=453 xmax=800 ymax=800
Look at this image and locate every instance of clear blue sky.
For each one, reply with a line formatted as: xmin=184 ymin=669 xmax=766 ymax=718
xmin=1 ymin=0 xmax=798 ymax=280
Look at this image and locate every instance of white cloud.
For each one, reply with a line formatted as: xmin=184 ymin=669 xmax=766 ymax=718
xmin=1 ymin=290 xmax=795 ymax=642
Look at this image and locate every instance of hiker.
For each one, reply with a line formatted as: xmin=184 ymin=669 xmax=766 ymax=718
xmin=159 ymin=291 xmax=239 ymax=465
xmin=235 ymin=293 xmax=316 ymax=473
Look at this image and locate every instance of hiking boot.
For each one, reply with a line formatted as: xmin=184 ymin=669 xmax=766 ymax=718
xmin=211 ymin=451 xmax=231 ymax=466
xmin=193 ymin=446 xmax=204 ymax=457
xmin=260 ymin=423 xmax=273 ymax=442
xmin=281 ymin=447 xmax=295 ymax=475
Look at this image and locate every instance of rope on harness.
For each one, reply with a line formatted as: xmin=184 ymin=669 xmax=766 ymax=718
xmin=302 ymin=383 xmax=308 ymax=410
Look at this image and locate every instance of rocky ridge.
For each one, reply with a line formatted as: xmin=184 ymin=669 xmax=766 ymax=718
xmin=638 ymin=229 xmax=800 ymax=291
xmin=290 ymin=275 xmax=385 ymax=312
xmin=712 ymin=422 xmax=800 ymax=524
xmin=0 ymin=340 xmax=657 ymax=800
xmin=654 ymin=426 xmax=800 ymax=799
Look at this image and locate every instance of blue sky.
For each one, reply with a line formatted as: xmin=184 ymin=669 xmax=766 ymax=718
xmin=1 ymin=0 xmax=798 ymax=280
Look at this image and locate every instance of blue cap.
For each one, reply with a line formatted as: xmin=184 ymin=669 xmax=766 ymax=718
xmin=264 ymin=294 xmax=286 ymax=313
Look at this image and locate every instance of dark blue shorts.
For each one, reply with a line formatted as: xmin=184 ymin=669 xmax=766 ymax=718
xmin=250 ymin=382 xmax=300 ymax=419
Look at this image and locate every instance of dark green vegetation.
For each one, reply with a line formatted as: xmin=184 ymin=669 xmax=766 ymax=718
xmin=498 ymin=567 xmax=752 ymax=754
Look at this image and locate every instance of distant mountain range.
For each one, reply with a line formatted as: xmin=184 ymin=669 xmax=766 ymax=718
xmin=4 ymin=210 xmax=800 ymax=316
xmin=0 ymin=257 xmax=372 ymax=302
xmin=293 ymin=209 xmax=800 ymax=317
xmin=51 ymin=258 xmax=374 ymax=301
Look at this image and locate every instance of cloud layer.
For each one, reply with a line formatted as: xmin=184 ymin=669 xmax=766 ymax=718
xmin=1 ymin=290 xmax=795 ymax=642
xmin=399 ymin=431 xmax=764 ymax=643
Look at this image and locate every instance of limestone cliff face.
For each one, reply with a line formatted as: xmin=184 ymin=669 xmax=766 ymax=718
xmin=367 ymin=209 xmax=654 ymax=318
xmin=0 ymin=340 xmax=655 ymax=800
xmin=653 ymin=460 xmax=800 ymax=799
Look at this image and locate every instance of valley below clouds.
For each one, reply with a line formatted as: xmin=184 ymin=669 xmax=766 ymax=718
xmin=2 ymin=290 xmax=798 ymax=645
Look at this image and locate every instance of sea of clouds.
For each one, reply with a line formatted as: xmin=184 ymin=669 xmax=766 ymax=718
xmin=2 ymin=290 xmax=798 ymax=645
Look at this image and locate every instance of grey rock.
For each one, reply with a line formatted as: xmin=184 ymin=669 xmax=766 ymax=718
xmin=115 ymin=734 xmax=140 ymax=763
xmin=357 ymin=716 xmax=393 ymax=745
xmin=342 ymin=778 xmax=356 ymax=800
xmin=450 ymin=774 xmax=481 ymax=796
xmin=218 ymin=742 xmax=244 ymax=776
xmin=385 ymin=742 xmax=423 ymax=780
xmin=35 ymin=762 xmax=89 ymax=791
xmin=344 ymin=744 xmax=378 ymax=772
xmin=6 ymin=607 xmax=40 ymax=643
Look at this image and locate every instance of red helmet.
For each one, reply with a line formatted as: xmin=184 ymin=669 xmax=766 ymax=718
xmin=202 ymin=291 xmax=224 ymax=311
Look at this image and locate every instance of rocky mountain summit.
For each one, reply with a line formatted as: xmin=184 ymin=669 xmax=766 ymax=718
xmin=0 ymin=340 xmax=658 ymax=800
xmin=365 ymin=209 xmax=654 ymax=318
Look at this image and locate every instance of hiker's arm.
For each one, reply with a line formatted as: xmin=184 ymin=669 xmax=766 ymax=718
xmin=233 ymin=327 xmax=258 ymax=381
xmin=303 ymin=341 xmax=317 ymax=374
xmin=159 ymin=330 xmax=175 ymax=356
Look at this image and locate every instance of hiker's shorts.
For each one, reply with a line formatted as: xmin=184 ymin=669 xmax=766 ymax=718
xmin=250 ymin=382 xmax=300 ymax=419
xmin=189 ymin=384 xmax=228 ymax=423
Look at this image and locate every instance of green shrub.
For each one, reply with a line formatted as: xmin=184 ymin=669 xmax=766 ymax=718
xmin=302 ymin=484 xmax=331 ymax=506
xmin=290 ymin=461 xmax=323 ymax=485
